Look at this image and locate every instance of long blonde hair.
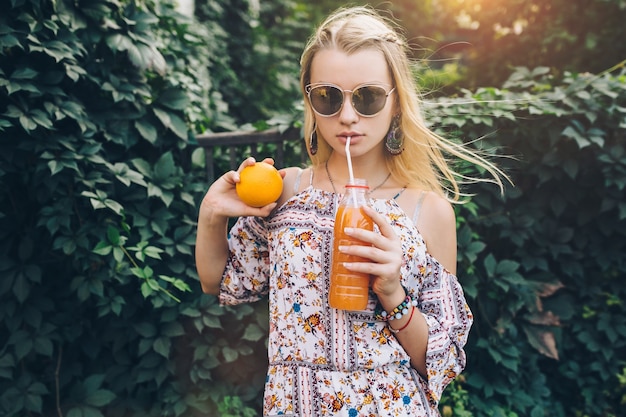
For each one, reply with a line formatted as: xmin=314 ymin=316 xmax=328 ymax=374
xmin=300 ymin=6 xmax=507 ymax=200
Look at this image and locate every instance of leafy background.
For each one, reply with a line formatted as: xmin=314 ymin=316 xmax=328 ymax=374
xmin=1 ymin=0 xmax=625 ymax=416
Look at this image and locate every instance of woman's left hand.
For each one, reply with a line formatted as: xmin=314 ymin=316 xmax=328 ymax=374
xmin=339 ymin=205 xmax=404 ymax=297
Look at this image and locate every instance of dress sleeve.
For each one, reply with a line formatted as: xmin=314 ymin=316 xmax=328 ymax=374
xmin=406 ymin=253 xmax=473 ymax=402
xmin=218 ymin=216 xmax=271 ymax=305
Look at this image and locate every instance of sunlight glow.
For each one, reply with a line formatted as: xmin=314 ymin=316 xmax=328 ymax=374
xmin=455 ymin=10 xmax=480 ymax=30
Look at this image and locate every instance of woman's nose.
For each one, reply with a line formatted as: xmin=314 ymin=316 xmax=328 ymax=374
xmin=338 ymin=93 xmax=359 ymax=125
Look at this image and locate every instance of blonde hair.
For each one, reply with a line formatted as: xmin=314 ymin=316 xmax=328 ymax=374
xmin=300 ymin=6 xmax=507 ymax=201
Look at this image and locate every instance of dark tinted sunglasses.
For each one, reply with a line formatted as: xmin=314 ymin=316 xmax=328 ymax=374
xmin=305 ymin=83 xmax=395 ymax=117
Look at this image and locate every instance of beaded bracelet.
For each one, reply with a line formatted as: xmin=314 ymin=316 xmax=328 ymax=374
xmin=374 ymin=287 xmax=418 ymax=322
xmin=388 ymin=306 xmax=415 ymax=334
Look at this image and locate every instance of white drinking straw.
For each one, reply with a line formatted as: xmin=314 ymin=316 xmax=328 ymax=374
xmin=345 ymin=136 xmax=354 ymax=181
xmin=345 ymin=137 xmax=357 ymax=203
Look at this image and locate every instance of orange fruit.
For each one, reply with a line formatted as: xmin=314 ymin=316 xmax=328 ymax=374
xmin=236 ymin=162 xmax=283 ymax=207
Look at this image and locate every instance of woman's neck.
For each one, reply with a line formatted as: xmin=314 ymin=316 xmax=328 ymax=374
xmin=324 ymin=154 xmax=391 ymax=190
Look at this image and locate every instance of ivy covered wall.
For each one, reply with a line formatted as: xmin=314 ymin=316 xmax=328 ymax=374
xmin=1 ymin=0 xmax=625 ymax=416
xmin=430 ymin=67 xmax=626 ymax=416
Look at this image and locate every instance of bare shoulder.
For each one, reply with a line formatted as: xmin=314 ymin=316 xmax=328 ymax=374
xmin=419 ymin=191 xmax=456 ymax=227
xmin=398 ymin=189 xmax=455 ymax=226
xmin=276 ymin=166 xmax=308 ymax=206
xmin=415 ymin=191 xmax=458 ymax=274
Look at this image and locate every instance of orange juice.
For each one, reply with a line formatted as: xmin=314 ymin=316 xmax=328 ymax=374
xmin=329 ymin=204 xmax=373 ymax=310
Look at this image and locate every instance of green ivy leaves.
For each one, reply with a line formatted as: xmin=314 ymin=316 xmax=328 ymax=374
xmin=65 ymin=375 xmax=116 ymax=417
xmin=438 ymin=65 xmax=626 ymax=416
xmin=0 ymin=0 xmax=254 ymax=415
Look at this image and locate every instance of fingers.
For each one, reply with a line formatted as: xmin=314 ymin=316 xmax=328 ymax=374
xmin=260 ymin=157 xmax=276 ymax=166
xmin=343 ymin=206 xmax=399 ymax=251
xmin=340 ymin=238 xmax=401 ymax=272
xmin=338 ymin=206 xmax=403 ymax=293
xmin=234 ymin=157 xmax=282 ymax=180
xmin=237 ymin=157 xmax=276 ymax=171
xmin=362 ymin=206 xmax=396 ymax=240
xmin=235 ymin=156 xmax=258 ymax=179
xmin=203 ymin=157 xmax=279 ymax=218
xmin=220 ymin=168 xmax=240 ymax=187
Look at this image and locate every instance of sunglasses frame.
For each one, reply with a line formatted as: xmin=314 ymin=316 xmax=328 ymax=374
xmin=305 ymin=82 xmax=396 ymax=118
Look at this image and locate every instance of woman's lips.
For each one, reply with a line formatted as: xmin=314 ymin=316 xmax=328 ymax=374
xmin=338 ymin=133 xmax=362 ymax=144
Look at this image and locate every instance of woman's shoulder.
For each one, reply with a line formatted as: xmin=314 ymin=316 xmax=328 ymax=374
xmin=276 ymin=166 xmax=311 ymax=206
xmin=396 ymin=188 xmax=453 ymax=220
xmin=399 ymin=188 xmax=457 ymax=273
xmin=420 ymin=191 xmax=455 ymax=222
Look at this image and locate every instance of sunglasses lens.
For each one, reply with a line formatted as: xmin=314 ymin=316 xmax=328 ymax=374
xmin=353 ymin=86 xmax=388 ymax=116
xmin=309 ymin=85 xmax=343 ymax=116
xmin=308 ymin=84 xmax=391 ymax=116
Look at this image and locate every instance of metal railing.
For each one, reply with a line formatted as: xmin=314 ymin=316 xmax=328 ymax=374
xmin=195 ymin=126 xmax=304 ymax=183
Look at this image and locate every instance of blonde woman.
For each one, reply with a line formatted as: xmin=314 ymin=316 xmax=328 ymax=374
xmin=196 ymin=6 xmax=504 ymax=416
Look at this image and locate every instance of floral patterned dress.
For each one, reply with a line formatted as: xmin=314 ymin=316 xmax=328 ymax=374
xmin=219 ymin=173 xmax=473 ymax=417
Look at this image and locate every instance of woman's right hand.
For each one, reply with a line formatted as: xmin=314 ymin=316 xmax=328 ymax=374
xmin=199 ymin=157 xmax=280 ymax=221
xmin=196 ymin=157 xmax=284 ymax=295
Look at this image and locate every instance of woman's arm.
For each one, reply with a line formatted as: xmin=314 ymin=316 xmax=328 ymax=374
xmin=339 ymin=192 xmax=458 ymax=376
xmin=390 ymin=192 xmax=457 ymax=374
xmin=195 ymin=203 xmax=231 ymax=295
xmin=195 ymin=158 xmax=281 ymax=294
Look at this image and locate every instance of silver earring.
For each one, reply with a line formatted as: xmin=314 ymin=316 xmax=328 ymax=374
xmin=310 ymin=125 xmax=318 ymax=155
xmin=385 ymin=116 xmax=403 ymax=155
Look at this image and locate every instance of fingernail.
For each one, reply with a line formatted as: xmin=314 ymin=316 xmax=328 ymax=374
xmin=344 ymin=227 xmax=354 ymax=234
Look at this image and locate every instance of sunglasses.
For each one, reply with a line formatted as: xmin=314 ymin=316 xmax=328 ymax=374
xmin=305 ymin=83 xmax=395 ymax=117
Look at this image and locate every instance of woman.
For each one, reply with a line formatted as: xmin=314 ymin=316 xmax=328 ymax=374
xmin=196 ymin=6 xmax=504 ymax=416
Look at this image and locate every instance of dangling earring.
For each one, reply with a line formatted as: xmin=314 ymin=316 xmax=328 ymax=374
xmin=310 ymin=124 xmax=318 ymax=155
xmin=385 ymin=115 xmax=404 ymax=155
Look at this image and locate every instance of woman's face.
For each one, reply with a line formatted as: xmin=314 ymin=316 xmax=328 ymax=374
xmin=308 ymin=48 xmax=396 ymax=160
